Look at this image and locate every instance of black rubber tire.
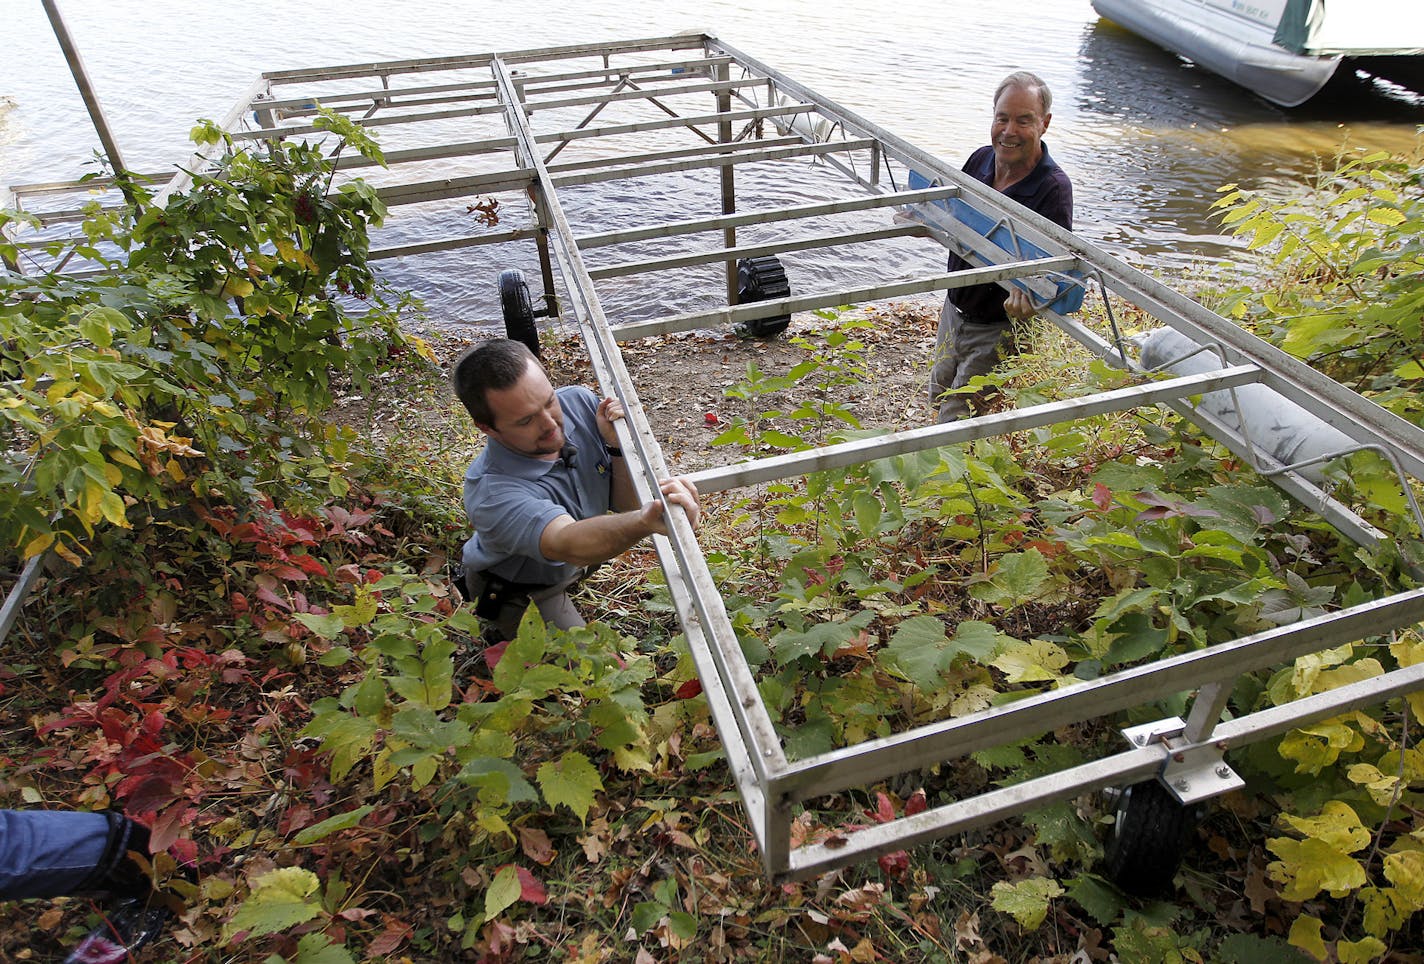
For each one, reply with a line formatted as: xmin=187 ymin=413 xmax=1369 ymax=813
xmin=1101 ymin=778 xmax=1198 ymax=897
xmin=499 ymin=268 xmax=540 ymax=357
xmin=736 ymin=255 xmax=791 ymax=338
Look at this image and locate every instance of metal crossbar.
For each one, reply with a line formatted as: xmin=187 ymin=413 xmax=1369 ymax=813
xmin=9 ymin=27 xmax=1424 ymax=885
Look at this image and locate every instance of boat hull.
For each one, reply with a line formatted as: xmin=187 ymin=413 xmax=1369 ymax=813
xmin=1092 ymin=0 xmax=1341 ymax=107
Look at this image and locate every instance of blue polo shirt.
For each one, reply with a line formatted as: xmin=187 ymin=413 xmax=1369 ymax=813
xmin=947 ymin=141 xmax=1073 ymax=323
xmin=461 ymin=386 xmax=615 ymax=585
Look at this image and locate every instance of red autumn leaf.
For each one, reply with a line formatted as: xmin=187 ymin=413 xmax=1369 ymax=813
xmin=289 ymin=553 xmax=330 ymax=578
xmin=333 ymin=563 xmax=364 ymax=585
xmin=516 ymin=866 xmax=548 ymax=905
xmin=878 ymin=849 xmax=911 ymax=879
xmin=367 ymin=920 xmax=412 ymax=956
xmin=704 ymin=412 xmax=719 ymax=424
xmin=168 ymin=835 xmax=198 ymax=868
xmin=868 ymin=792 xmax=896 ymax=824
xmin=483 ymin=640 xmax=510 ymax=672
xmin=675 ymin=678 xmax=703 ymax=699
xmin=148 ymin=804 xmax=195 ymax=854
xmin=904 ymin=788 xmax=928 ymax=816
xmin=1092 ymin=482 xmax=1112 ymax=511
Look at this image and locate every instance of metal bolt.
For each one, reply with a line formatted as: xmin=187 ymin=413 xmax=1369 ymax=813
xmin=1134 ymin=734 xmax=1146 ymax=745
xmin=1172 ymin=752 xmax=1185 ymax=762
xmin=1215 ymin=765 xmax=1232 ymax=778
xmin=1173 ymin=778 xmax=1190 ymax=792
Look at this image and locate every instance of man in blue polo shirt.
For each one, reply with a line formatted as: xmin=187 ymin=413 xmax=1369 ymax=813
xmin=929 ymin=71 xmax=1074 ymax=422
xmin=453 ymin=339 xmax=701 ymax=641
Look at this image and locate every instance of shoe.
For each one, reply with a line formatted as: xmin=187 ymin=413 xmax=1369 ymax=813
xmin=64 ymin=898 xmax=171 ymax=964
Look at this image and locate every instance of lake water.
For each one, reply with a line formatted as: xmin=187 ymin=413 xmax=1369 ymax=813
xmin=4 ymin=0 xmax=1422 ymax=328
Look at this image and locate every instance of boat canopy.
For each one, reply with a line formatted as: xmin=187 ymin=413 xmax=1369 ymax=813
xmin=1275 ymin=0 xmax=1424 ymax=56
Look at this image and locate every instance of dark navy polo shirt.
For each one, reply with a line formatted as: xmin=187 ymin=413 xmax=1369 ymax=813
xmin=946 ymin=141 xmax=1074 ymax=323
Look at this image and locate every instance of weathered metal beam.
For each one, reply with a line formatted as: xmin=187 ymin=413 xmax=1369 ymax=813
xmin=769 ymin=586 xmax=1424 ymax=806
xmin=551 ymin=138 xmax=878 ymax=189
xmin=612 ymin=256 xmax=1078 ymax=340
xmin=522 ymin=77 xmax=770 ymax=114
xmin=260 ymin=34 xmax=709 ymax=84
xmin=374 ymin=169 xmax=537 ymax=206
xmin=576 ymin=185 xmax=960 ymax=249
xmin=0 ymin=553 xmax=47 ymax=648
xmin=367 ymin=227 xmax=540 ymax=261
xmin=41 ymin=0 xmax=127 ymax=174
xmin=587 ymin=223 xmax=930 ymax=280
xmin=685 ymin=365 xmax=1264 ymax=494
xmin=488 ymin=54 xmax=791 ymax=839
xmin=782 ymin=633 xmax=1424 ymax=880
xmin=548 ymin=136 xmax=803 ymax=177
xmin=263 ymin=56 xmax=734 ymax=114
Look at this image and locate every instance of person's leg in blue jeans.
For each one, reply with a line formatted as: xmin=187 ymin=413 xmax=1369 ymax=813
xmin=0 ymin=809 xmax=112 ymax=899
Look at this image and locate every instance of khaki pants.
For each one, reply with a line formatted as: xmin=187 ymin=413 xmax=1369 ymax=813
xmin=929 ymin=298 xmax=1014 ymax=422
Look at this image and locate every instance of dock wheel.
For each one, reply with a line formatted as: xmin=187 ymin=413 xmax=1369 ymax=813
xmin=735 ymin=255 xmax=792 ymax=339
xmin=499 ymin=269 xmax=540 ymax=357
xmin=1102 ymin=779 xmax=1199 ymax=897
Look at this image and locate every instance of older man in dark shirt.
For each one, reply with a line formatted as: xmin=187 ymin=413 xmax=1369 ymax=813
xmin=930 ymin=71 xmax=1074 ymax=422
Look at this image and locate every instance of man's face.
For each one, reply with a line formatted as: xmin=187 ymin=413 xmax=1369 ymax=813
xmin=990 ymin=84 xmax=1050 ymax=171
xmin=480 ymin=359 xmax=566 ymax=459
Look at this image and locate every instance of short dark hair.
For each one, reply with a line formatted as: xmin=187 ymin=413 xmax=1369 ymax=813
xmin=451 ymin=338 xmax=539 ymax=428
xmin=994 ymin=71 xmax=1052 ymax=116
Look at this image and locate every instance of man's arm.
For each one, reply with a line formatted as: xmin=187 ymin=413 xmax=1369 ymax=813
xmin=539 ymin=476 xmax=700 ymax=568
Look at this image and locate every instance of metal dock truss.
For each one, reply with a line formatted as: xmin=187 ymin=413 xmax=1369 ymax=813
xmin=8 ymin=31 xmax=1424 ymax=883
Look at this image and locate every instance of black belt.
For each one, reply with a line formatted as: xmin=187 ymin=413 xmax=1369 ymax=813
xmin=962 ymin=312 xmax=1006 ymax=326
xmin=466 ymin=569 xmax=555 ymax=621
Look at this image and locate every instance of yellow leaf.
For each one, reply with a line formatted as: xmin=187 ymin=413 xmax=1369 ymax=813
xmin=1346 ymin=763 xmax=1400 ymax=807
xmin=612 ymin=745 xmax=654 ymax=773
xmin=80 ymin=478 xmax=106 ymax=525
xmin=99 ymin=491 xmax=130 ymax=528
xmin=1390 ymin=635 xmax=1424 ymax=667
xmin=1361 ymin=885 xmax=1411 ymax=933
xmin=484 ymin=865 xmax=520 ymax=921
xmin=1281 ymin=801 xmax=1370 ymax=853
xmin=1268 ymin=836 xmax=1367 ymax=900
xmin=333 ymin=588 xmax=378 ymax=629
xmin=1291 ymin=645 xmax=1353 ymax=696
xmin=1366 ymin=207 xmax=1405 ymax=227
xmin=1279 ymin=720 xmax=1363 ymax=774
xmin=477 ymin=811 xmax=512 ymax=840
xmin=222 ymin=275 xmax=255 ymax=298
xmin=1383 ymin=851 xmax=1424 ymax=906
xmin=166 ymin=458 xmax=187 ymax=482
xmin=275 ymin=238 xmax=318 ymax=270
xmin=22 ymin=532 xmax=56 ymax=559
xmin=1338 ymin=935 xmax=1387 ymax=964
xmin=372 ymin=747 xmax=397 ymax=792
xmin=53 ymin=539 xmax=84 ymax=567
xmin=1318 ymin=658 xmax=1384 ymax=691
xmin=1287 ymin=915 xmax=1327 ymax=962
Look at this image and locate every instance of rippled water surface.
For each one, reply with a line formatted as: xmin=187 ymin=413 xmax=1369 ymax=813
xmin=4 ymin=0 xmax=1421 ymax=326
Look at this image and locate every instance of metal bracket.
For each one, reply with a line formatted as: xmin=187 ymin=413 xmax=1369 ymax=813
xmin=1121 ymin=716 xmax=1245 ymax=806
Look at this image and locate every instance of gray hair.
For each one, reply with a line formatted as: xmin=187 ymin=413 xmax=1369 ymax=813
xmin=994 ymin=71 xmax=1052 ymax=115
xmin=451 ymin=338 xmax=540 ymax=428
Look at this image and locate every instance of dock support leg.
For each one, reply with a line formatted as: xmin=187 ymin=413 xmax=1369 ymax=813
xmin=716 ymin=61 xmax=738 ymax=306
